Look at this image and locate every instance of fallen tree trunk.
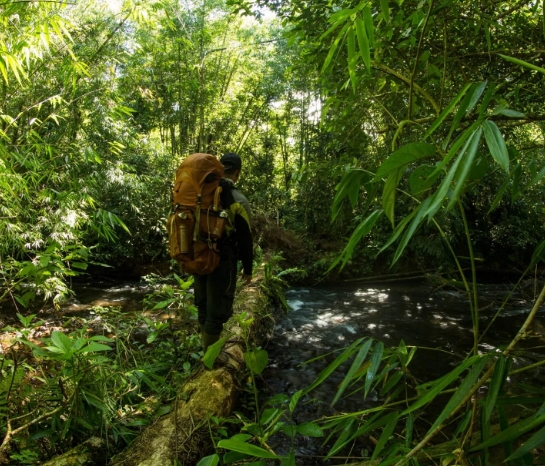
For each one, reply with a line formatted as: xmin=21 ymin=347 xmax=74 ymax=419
xmin=110 ymin=284 xmax=273 ymax=466
xmin=40 ymin=437 xmax=107 ymax=466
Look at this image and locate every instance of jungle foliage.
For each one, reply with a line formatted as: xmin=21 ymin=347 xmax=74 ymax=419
xmin=1 ymin=0 xmax=545 ymax=464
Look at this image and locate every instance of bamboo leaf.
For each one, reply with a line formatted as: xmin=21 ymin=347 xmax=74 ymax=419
xmin=347 ymin=27 xmax=358 ymax=93
xmin=355 ymin=18 xmax=371 ymax=73
xmin=483 ymin=120 xmax=509 ymax=173
xmin=217 ymin=439 xmax=280 ymax=459
xmin=331 ymin=338 xmax=373 ymax=407
xmin=529 ymin=164 xmax=545 ymax=187
xmin=443 ymin=82 xmax=486 ymax=149
xmin=484 ymin=356 xmax=507 ymax=424
xmin=375 ymin=143 xmax=436 ymax=180
xmin=378 ymin=207 xmax=418 ymax=254
xmin=383 ymin=170 xmax=403 ymax=227
xmin=322 ymin=24 xmax=349 ymax=73
xmin=380 ymin=0 xmax=390 ymax=24
xmin=511 ymin=163 xmax=522 ymax=202
xmin=372 ymin=411 xmax=399 ymax=460
xmin=289 ymin=390 xmax=303 ymax=413
xmin=470 ymin=408 xmax=545 ymax=452
xmin=304 ymin=338 xmax=365 ymax=394
xmin=500 ymin=54 xmax=545 ymax=74
xmin=332 ymin=170 xmax=370 ymax=220
xmin=409 ymin=165 xmax=440 ymax=196
xmin=506 ymin=424 xmax=545 ymax=461
xmin=401 ymin=356 xmax=481 ymax=415
xmin=365 ymin=342 xmax=384 ymax=398
xmin=427 ymin=355 xmax=490 ymax=434
xmin=488 ymin=173 xmax=510 ymax=213
xmin=446 ymin=128 xmax=483 ymax=210
xmin=428 ymin=120 xmax=482 ymax=181
xmin=531 ymin=239 xmax=545 ymax=266
xmin=363 ymin=6 xmax=375 ymax=46
xmin=392 ymin=197 xmax=432 ymax=265
xmin=330 ymin=210 xmax=383 ymax=271
xmin=423 ymin=83 xmax=471 ymax=140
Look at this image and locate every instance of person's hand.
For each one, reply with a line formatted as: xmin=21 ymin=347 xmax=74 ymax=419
xmin=241 ymin=273 xmax=252 ymax=286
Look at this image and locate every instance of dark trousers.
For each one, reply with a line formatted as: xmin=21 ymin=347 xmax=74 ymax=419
xmin=193 ymin=247 xmax=237 ymax=335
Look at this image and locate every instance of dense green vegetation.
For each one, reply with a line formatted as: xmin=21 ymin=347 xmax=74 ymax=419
xmin=1 ymin=0 xmax=545 ymax=464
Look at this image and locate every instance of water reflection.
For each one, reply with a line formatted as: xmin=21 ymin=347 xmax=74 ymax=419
xmin=262 ymin=281 xmax=539 ymax=409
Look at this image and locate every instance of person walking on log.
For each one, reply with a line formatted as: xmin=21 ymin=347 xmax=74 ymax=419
xmin=193 ymin=152 xmax=253 ymax=352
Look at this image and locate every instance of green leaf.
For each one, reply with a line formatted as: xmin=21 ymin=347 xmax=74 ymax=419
xmin=488 ymin=173 xmax=510 ymax=213
xmin=484 ymin=356 xmax=506 ymax=423
xmin=71 ymin=262 xmax=88 ymax=270
xmin=322 ymin=23 xmax=349 ymax=73
xmin=330 ymin=210 xmax=383 ymax=271
xmin=50 ymin=331 xmax=73 ymax=354
xmin=483 ymin=120 xmax=509 ymax=173
xmin=331 ymin=338 xmax=373 ymax=407
xmin=392 ymin=197 xmax=432 ymax=265
xmin=260 ymin=408 xmax=281 ymax=425
xmin=245 ymin=349 xmax=268 ymax=375
xmin=371 ymin=411 xmax=399 ymax=460
xmin=402 ymin=355 xmax=481 ymax=415
xmin=152 ymin=299 xmax=176 ymax=309
xmin=511 ymin=163 xmax=522 ymax=202
xmin=506 ymin=424 xmax=545 ymax=461
xmin=427 ymin=355 xmax=490 ymax=434
xmin=332 ymin=170 xmax=370 ymax=221
xmin=378 ymin=207 xmax=418 ymax=254
xmin=196 ymin=454 xmax=220 ymax=466
xmin=363 ymin=6 xmax=374 ymax=46
xmin=531 ymin=240 xmax=545 ymax=266
xmin=296 ymin=422 xmax=324 ymax=437
xmin=355 ymin=18 xmax=370 ymax=73
xmin=380 ymin=0 xmax=390 ymax=24
xmin=289 ymin=390 xmax=303 ymax=413
xmin=217 ymin=439 xmax=280 ymax=459
xmin=203 ymin=337 xmax=227 ymax=369
xmin=347 ymin=26 xmax=357 ymax=93
xmin=499 ymin=54 xmax=545 ymax=74
xmin=383 ymin=170 xmax=403 ymax=227
xmin=409 ymin=165 xmax=440 ymax=196
xmin=304 ymin=338 xmax=365 ymax=394
xmin=529 ymin=164 xmax=545 ymax=187
xmin=78 ymin=342 xmax=112 ymax=353
xmin=470 ymin=408 xmax=545 ymax=452
xmin=365 ymin=341 xmax=384 ymax=398
xmin=423 ymin=84 xmax=471 ymax=140
xmin=446 ymin=128 xmax=483 ymax=210
xmin=375 ymin=143 xmax=436 ymax=180
xmin=443 ymin=82 xmax=486 ymax=149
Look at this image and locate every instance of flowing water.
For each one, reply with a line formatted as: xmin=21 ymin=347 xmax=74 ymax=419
xmin=259 ymin=280 xmax=545 ymax=463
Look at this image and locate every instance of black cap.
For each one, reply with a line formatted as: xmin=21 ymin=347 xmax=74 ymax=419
xmin=220 ymin=152 xmax=242 ymax=170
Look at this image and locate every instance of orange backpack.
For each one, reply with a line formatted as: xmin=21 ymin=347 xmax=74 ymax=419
xmin=167 ymin=153 xmax=228 ymax=275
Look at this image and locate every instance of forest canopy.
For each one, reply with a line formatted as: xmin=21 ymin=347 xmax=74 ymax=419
xmin=0 ymin=0 xmax=544 ymax=309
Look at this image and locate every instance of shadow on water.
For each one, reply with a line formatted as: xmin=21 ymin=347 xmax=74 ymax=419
xmin=259 ymin=280 xmax=545 ymax=463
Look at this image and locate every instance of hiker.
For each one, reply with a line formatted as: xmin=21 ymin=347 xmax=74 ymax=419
xmin=193 ymin=152 xmax=253 ymax=351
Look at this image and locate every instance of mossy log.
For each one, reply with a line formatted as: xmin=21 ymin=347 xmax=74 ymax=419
xmin=40 ymin=437 xmax=107 ymax=466
xmin=109 ymin=284 xmax=273 ymax=466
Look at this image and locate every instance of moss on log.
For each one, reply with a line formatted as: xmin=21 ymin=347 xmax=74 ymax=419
xmin=110 ymin=284 xmax=273 ymax=466
xmin=40 ymin=437 xmax=107 ymax=466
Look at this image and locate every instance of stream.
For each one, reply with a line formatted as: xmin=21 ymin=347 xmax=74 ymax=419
xmin=259 ymin=280 xmax=545 ymax=463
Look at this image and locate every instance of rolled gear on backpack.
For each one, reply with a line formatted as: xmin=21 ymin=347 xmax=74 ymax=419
xmin=167 ymin=153 xmax=229 ymax=275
